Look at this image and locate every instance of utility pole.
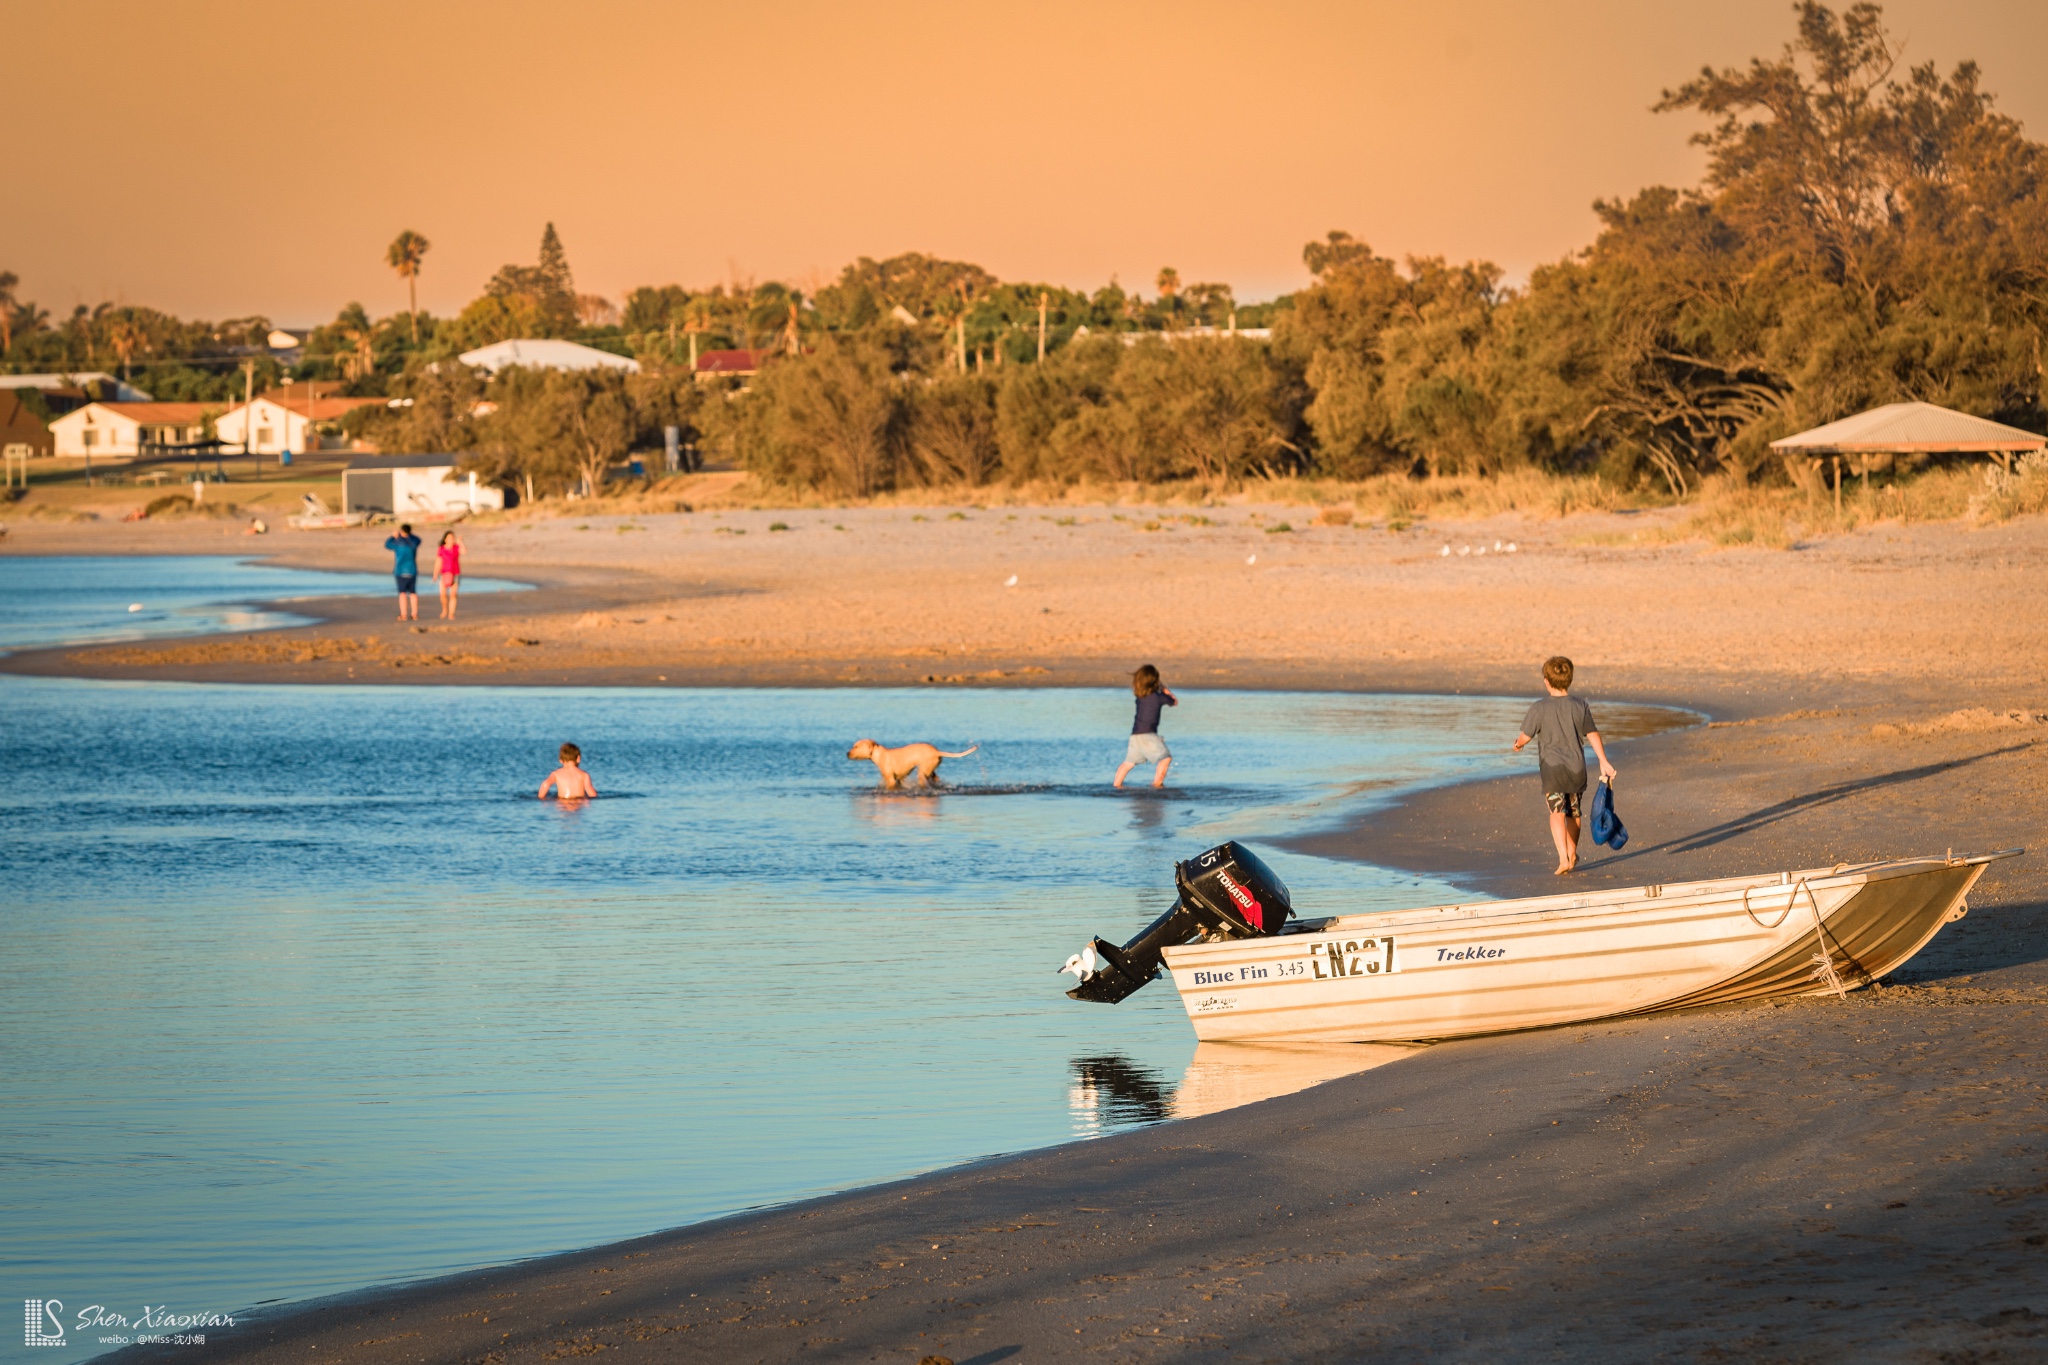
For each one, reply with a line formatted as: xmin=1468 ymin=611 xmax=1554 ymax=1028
xmin=240 ymin=359 xmax=255 ymax=468
xmin=1037 ymin=291 xmax=1048 ymax=362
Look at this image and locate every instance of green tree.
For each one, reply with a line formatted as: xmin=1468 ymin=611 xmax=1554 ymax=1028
xmin=905 ymin=374 xmax=1000 ymax=485
xmin=738 ymin=337 xmax=903 ymax=495
xmin=385 ymin=230 xmax=430 ymax=345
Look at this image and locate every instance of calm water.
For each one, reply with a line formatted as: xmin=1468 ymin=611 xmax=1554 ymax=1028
xmin=0 ymin=555 xmax=525 ymax=653
xmin=0 ymin=558 xmax=1691 ymax=1359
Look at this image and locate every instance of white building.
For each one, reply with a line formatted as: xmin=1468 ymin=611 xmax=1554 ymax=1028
xmin=342 ymin=454 xmax=506 ymax=516
xmin=49 ymin=402 xmax=210 ymax=460
xmin=457 ymin=338 xmax=641 ymax=376
xmin=215 ymin=392 xmax=381 ymax=456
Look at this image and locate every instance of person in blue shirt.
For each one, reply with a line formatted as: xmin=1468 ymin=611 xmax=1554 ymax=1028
xmin=1113 ymin=663 xmax=1178 ymax=789
xmin=384 ymin=523 xmax=422 ymax=621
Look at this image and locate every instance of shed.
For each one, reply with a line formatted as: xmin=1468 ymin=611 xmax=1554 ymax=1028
xmin=1770 ymin=402 xmax=2045 ymax=472
xmin=343 ymin=454 xmax=506 ymax=516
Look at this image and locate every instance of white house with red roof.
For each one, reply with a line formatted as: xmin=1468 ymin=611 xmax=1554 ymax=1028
xmin=215 ymin=389 xmax=384 ymax=456
xmin=49 ymin=402 xmax=212 ymax=460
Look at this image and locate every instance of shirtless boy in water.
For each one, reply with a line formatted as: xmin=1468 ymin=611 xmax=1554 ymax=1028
xmin=538 ymin=742 xmax=598 ymax=800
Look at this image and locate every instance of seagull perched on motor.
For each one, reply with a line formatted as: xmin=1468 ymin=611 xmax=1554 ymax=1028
xmin=1057 ymin=943 xmax=1102 ymax=983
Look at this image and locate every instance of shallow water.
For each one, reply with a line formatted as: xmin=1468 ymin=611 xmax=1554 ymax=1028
xmin=0 ymin=558 xmax=1694 ymax=1358
xmin=0 ymin=554 xmax=525 ymax=653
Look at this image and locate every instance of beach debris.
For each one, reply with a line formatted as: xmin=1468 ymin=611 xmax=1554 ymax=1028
xmin=1004 ymin=574 xmax=1018 ymax=587
xmin=1058 ymin=943 xmax=1102 ymax=983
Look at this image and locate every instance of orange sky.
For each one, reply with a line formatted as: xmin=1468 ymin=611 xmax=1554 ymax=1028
xmin=12 ymin=0 xmax=2047 ymax=325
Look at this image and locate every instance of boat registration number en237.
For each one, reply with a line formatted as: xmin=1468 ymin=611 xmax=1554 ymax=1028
xmin=1308 ymin=936 xmax=1397 ymax=979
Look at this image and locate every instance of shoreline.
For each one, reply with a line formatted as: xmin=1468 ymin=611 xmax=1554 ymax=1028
xmin=2 ymin=507 xmax=2041 ymax=713
xmin=105 ymin=695 xmax=2047 ymax=1363
xmin=22 ymin=509 xmax=2045 ymax=1361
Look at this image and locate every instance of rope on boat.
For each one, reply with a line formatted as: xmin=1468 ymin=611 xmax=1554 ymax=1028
xmin=1797 ymin=878 xmax=1849 ymax=999
xmin=1742 ymin=884 xmax=1795 ymax=929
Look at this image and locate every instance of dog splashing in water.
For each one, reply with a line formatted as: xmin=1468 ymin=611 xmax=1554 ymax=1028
xmin=846 ymin=738 xmax=979 ymax=789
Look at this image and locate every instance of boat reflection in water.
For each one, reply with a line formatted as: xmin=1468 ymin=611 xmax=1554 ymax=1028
xmin=1171 ymin=1041 xmax=1419 ymax=1119
xmin=1068 ymin=1042 xmax=1420 ymax=1135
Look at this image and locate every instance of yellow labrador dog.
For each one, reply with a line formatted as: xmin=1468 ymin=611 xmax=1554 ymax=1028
xmin=847 ymin=738 xmax=979 ymax=788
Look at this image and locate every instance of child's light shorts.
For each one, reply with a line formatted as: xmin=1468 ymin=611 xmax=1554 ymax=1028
xmin=1125 ymin=733 xmax=1171 ymax=764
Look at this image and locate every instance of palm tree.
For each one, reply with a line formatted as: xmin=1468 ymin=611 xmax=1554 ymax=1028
xmin=386 ymin=230 xmax=430 ymax=345
xmin=1155 ymin=267 xmax=1182 ymax=331
xmin=0 ymin=271 xmax=17 ymax=354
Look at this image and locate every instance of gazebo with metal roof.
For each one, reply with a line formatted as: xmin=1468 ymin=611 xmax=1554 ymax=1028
xmin=1770 ymin=401 xmax=2044 ymax=473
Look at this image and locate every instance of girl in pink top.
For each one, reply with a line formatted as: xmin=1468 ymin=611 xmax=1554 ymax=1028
xmin=436 ymin=531 xmax=463 ymax=619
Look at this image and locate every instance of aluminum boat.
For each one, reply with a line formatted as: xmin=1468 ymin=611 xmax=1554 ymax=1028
xmin=1062 ymin=842 xmax=2017 ymax=1044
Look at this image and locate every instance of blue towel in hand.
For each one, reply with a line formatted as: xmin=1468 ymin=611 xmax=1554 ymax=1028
xmin=1590 ymin=777 xmax=1628 ymax=850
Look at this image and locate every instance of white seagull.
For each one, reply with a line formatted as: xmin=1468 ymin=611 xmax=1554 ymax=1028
xmin=1004 ymin=574 xmax=1019 ymax=587
xmin=1057 ymin=943 xmax=1102 ymax=983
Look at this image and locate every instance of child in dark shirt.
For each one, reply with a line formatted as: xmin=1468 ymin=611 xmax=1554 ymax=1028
xmin=1511 ymin=656 xmax=1617 ymax=874
xmin=1113 ymin=664 xmax=1177 ymax=789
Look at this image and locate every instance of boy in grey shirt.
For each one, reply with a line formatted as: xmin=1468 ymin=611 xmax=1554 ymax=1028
xmin=1511 ymin=655 xmax=1617 ymax=875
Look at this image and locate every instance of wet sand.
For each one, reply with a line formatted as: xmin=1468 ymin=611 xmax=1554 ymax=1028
xmin=19 ymin=506 xmax=2042 ymax=1361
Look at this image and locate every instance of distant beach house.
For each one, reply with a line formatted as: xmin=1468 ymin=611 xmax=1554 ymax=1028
xmin=342 ymin=454 xmax=507 ymax=516
xmin=49 ymin=401 xmax=211 ymax=460
xmin=215 ymin=387 xmax=383 ymax=457
xmin=457 ymin=338 xmax=641 ymax=376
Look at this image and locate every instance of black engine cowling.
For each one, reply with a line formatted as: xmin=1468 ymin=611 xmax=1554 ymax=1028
xmin=1065 ymin=841 xmax=1294 ymax=1003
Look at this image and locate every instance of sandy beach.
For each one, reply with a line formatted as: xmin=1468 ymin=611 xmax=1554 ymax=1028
xmin=14 ymin=503 xmax=2043 ymax=1361
xmin=3 ymin=498 xmax=2043 ymax=708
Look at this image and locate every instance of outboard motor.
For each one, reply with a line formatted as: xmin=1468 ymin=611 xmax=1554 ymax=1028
xmin=1065 ymin=840 xmax=1294 ymax=1003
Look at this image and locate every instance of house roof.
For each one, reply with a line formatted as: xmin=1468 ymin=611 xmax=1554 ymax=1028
xmin=694 ymin=348 xmax=774 ymax=374
xmin=0 ymin=373 xmax=154 ymax=401
xmin=57 ymin=401 xmax=211 ymax=425
xmin=346 ymin=453 xmax=466 ymax=471
xmin=1 ymin=391 xmax=52 ymax=436
xmin=457 ymin=338 xmax=641 ymax=375
xmin=1770 ymin=402 xmax=2046 ymax=453
xmin=238 ymin=394 xmax=383 ymax=420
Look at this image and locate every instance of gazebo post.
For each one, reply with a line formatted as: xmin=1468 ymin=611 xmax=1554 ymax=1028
xmin=1832 ymin=456 xmax=1842 ymax=515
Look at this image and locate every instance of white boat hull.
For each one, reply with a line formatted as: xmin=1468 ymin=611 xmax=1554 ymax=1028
xmin=1162 ymin=854 xmax=2007 ymax=1044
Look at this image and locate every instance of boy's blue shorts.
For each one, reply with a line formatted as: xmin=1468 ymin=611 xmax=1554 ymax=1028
xmin=395 ymin=574 xmax=418 ymax=594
